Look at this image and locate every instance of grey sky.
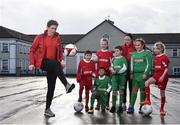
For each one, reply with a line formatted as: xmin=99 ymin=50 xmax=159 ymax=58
xmin=0 ymin=0 xmax=180 ymax=34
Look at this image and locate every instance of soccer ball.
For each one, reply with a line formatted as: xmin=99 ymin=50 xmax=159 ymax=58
xmin=64 ymin=44 xmax=77 ymax=56
xmin=73 ymin=102 xmax=84 ymax=112
xmin=141 ymin=104 xmax=153 ymax=115
xmin=91 ymin=55 xmax=99 ymax=62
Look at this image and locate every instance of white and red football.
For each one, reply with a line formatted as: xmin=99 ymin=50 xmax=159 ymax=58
xmin=64 ymin=44 xmax=78 ymax=56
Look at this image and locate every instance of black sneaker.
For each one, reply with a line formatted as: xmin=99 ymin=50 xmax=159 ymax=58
xmin=101 ymin=105 xmax=106 ymax=113
xmin=78 ymin=97 xmax=82 ymax=102
xmin=85 ymin=105 xmax=89 ymax=112
xmin=66 ymin=83 xmax=75 ymax=93
xmin=95 ymin=104 xmax=100 ymax=110
xmin=106 ymin=105 xmax=110 ymax=110
xmin=110 ymin=106 xmax=116 ymax=113
xmin=122 ymin=103 xmax=127 ymax=111
xmin=44 ymin=108 xmax=55 ymax=117
xmin=139 ymin=105 xmax=143 ymax=114
xmin=117 ymin=106 xmax=123 ymax=114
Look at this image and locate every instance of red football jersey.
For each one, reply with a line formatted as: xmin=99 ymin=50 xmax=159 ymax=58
xmin=153 ymin=54 xmax=170 ymax=90
xmin=153 ymin=54 xmax=169 ymax=74
xmin=77 ymin=59 xmax=95 ymax=82
xmin=96 ymin=50 xmax=113 ymax=75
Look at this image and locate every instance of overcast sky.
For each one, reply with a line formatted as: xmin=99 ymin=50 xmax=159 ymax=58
xmin=0 ymin=0 xmax=180 ymax=34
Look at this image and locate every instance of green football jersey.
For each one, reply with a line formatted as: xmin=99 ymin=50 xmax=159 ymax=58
xmin=131 ymin=49 xmax=152 ymax=75
xmin=112 ymin=56 xmax=127 ymax=75
xmin=94 ymin=76 xmax=111 ymax=91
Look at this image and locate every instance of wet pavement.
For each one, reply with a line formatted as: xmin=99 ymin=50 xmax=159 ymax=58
xmin=0 ymin=77 xmax=180 ymax=124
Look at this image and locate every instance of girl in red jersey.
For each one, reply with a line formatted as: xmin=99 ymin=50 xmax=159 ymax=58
xmin=141 ymin=41 xmax=170 ymax=116
xmin=77 ymin=50 xmax=96 ymax=112
xmin=95 ymin=38 xmax=113 ymax=110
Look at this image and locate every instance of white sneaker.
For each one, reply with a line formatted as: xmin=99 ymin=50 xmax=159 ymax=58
xmin=44 ymin=108 xmax=55 ymax=117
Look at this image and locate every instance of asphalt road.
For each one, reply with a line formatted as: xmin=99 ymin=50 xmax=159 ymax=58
xmin=0 ymin=76 xmax=180 ymax=124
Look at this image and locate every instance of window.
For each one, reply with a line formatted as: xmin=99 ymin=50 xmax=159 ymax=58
xmin=2 ymin=60 xmax=8 ymax=71
xmin=173 ymin=67 xmax=180 ymax=76
xmin=172 ymin=49 xmax=179 ymax=57
xmin=2 ymin=43 xmax=8 ymax=53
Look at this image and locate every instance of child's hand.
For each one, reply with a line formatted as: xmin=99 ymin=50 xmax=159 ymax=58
xmin=92 ymin=91 xmax=97 ymax=96
xmin=158 ymin=76 xmax=164 ymax=83
xmin=104 ymin=91 xmax=108 ymax=95
xmin=110 ymin=66 xmax=116 ymax=74
xmin=142 ymin=74 xmax=148 ymax=80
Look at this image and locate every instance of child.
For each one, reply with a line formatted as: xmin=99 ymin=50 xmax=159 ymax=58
xmin=109 ymin=46 xmax=127 ymax=114
xmin=141 ymin=41 xmax=170 ymax=116
xmin=95 ymin=38 xmax=113 ymax=110
xmin=76 ymin=50 xmax=96 ymax=112
xmin=127 ymin=38 xmax=152 ymax=114
xmin=88 ymin=67 xmax=111 ymax=114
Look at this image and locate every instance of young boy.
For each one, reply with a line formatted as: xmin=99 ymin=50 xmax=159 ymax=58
xmin=76 ymin=50 xmax=96 ymax=112
xmin=141 ymin=42 xmax=170 ymax=116
xmin=109 ymin=46 xmax=127 ymax=114
xmin=88 ymin=67 xmax=111 ymax=114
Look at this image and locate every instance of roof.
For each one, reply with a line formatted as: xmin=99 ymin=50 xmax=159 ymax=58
xmin=133 ymin=33 xmax=180 ymax=44
xmin=0 ymin=26 xmax=33 ymax=42
xmin=60 ymin=34 xmax=84 ymax=44
xmin=75 ymin=19 xmax=127 ymax=42
xmin=1 ymin=21 xmax=180 ymax=45
xmin=28 ymin=34 xmax=84 ymax=44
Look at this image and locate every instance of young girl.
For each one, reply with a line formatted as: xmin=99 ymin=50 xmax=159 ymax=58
xmin=127 ymin=38 xmax=152 ymax=114
xmin=76 ymin=50 xmax=96 ymax=112
xmin=121 ymin=33 xmax=135 ymax=111
xmin=141 ymin=42 xmax=170 ymax=116
xmin=95 ymin=38 xmax=113 ymax=110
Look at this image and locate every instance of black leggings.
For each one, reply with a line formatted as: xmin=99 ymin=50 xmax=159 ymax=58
xmin=41 ymin=59 xmax=68 ymax=109
xmin=123 ymin=62 xmax=132 ymax=103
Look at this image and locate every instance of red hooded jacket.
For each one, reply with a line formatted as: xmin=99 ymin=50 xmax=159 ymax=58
xmin=29 ymin=30 xmax=64 ymax=69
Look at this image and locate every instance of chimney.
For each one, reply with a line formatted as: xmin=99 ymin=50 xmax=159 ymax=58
xmin=107 ymin=19 xmax=114 ymax=25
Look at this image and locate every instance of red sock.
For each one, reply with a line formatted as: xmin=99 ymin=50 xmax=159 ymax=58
xmin=145 ymin=87 xmax=150 ymax=101
xmin=79 ymin=88 xmax=83 ymax=99
xmin=160 ymin=96 xmax=166 ymax=111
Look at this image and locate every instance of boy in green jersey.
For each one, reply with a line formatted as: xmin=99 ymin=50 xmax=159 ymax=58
xmin=109 ymin=46 xmax=127 ymax=114
xmin=88 ymin=67 xmax=111 ymax=114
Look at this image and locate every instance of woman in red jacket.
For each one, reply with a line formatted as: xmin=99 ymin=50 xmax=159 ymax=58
xmin=121 ymin=33 xmax=135 ymax=111
xmin=29 ymin=20 xmax=75 ymax=117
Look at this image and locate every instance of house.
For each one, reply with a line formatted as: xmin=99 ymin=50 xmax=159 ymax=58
xmin=0 ymin=20 xmax=180 ymax=76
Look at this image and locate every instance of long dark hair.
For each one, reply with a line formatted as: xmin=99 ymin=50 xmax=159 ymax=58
xmin=125 ymin=33 xmax=133 ymax=43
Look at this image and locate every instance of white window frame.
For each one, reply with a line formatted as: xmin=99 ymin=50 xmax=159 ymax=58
xmin=173 ymin=66 xmax=180 ymax=76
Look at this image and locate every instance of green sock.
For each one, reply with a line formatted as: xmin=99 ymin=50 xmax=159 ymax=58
xmin=112 ymin=95 xmax=117 ymax=107
xmin=140 ymin=91 xmax=146 ymax=102
xmin=130 ymin=92 xmax=137 ymax=108
xmin=119 ymin=93 xmax=124 ymax=107
xmin=90 ymin=95 xmax=95 ymax=108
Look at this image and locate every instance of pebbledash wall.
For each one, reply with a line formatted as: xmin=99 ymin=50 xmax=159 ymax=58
xmin=0 ymin=20 xmax=180 ymax=76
